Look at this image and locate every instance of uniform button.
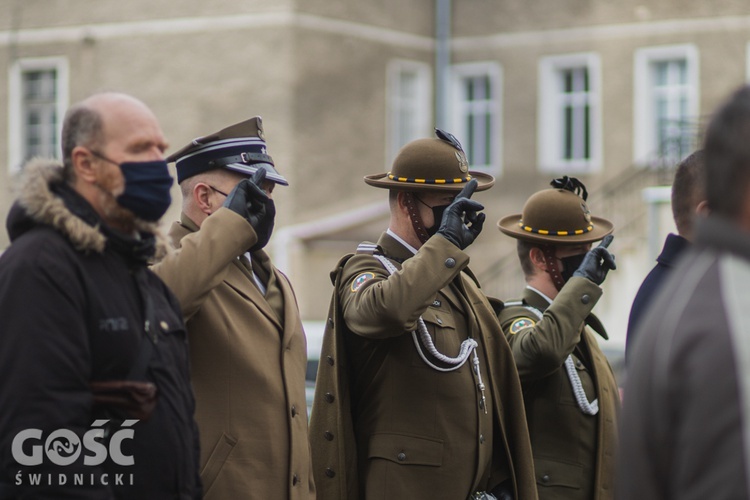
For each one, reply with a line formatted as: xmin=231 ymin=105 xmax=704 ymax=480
xmin=445 ymin=258 xmax=456 ymax=268
xmin=397 ymin=452 xmax=406 ymax=461
xmin=291 ymin=405 xmax=297 ymax=417
xmin=325 ymin=468 xmax=336 ymax=478
xmin=581 ymin=294 xmax=590 ymax=304
xmin=292 ymin=474 xmax=299 ymax=486
xmin=542 ymin=474 xmax=550 ymax=484
xmin=479 ymin=434 xmax=485 ymax=444
xmin=436 ymin=317 xmax=443 ymax=325
xmin=324 ymin=431 xmax=334 ymax=441
xmin=328 ymin=317 xmax=334 ymax=328
xmin=324 ymin=392 xmax=335 ymax=404
xmin=159 ymin=321 xmax=169 ymax=330
xmin=575 ymin=360 xmax=583 ymax=369
xmin=327 ymin=355 xmax=335 ymax=366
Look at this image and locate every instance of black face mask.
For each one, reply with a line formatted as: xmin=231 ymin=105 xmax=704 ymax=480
xmin=424 ymin=204 xmax=450 ymax=237
xmin=559 ymin=253 xmax=587 ymax=284
xmin=249 ymin=198 xmax=276 ymax=252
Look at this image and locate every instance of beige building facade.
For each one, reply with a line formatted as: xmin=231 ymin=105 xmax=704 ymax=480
xmin=3 ymin=0 xmax=750 ymax=347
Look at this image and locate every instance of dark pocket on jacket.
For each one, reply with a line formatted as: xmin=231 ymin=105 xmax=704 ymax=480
xmin=534 ymin=457 xmax=583 ymax=489
xmin=368 ymin=432 xmax=443 ymax=466
xmin=201 ymin=432 xmax=238 ymax=494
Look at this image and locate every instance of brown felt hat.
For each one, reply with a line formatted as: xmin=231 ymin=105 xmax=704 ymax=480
xmin=498 ymin=177 xmax=613 ymax=245
xmin=364 ymin=129 xmax=494 ymax=192
xmin=167 ymin=116 xmax=288 ymax=185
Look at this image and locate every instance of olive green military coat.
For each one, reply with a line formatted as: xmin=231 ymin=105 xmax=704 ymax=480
xmin=152 ymin=209 xmax=315 ymax=500
xmin=310 ymin=233 xmax=537 ymax=500
xmin=497 ymin=279 xmax=619 ymax=500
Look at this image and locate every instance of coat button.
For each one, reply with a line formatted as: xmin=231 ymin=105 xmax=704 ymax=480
xmin=324 ymin=393 xmax=335 ymax=403
xmin=542 ymin=474 xmax=550 ymax=484
xmin=581 ymin=294 xmax=590 ymax=304
xmin=397 ymin=452 xmax=406 ymax=461
xmin=445 ymin=258 xmax=456 ymax=268
xmin=479 ymin=434 xmax=485 ymax=444
xmin=327 ymin=355 xmax=334 ymax=366
xmin=328 ymin=317 xmax=334 ymax=328
xmin=159 ymin=321 xmax=169 ymax=330
xmin=575 ymin=360 xmax=583 ymax=369
xmin=436 ymin=317 xmax=443 ymax=325
xmin=291 ymin=405 xmax=297 ymax=417
xmin=325 ymin=468 xmax=336 ymax=478
xmin=292 ymin=474 xmax=299 ymax=486
xmin=324 ymin=431 xmax=334 ymax=441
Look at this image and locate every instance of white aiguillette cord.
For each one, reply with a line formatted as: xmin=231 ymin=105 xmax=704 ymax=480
xmin=373 ymin=254 xmax=487 ymax=414
xmin=514 ymin=302 xmax=598 ymax=415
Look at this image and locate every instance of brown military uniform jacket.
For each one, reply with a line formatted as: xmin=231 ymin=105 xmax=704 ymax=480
xmin=497 ymin=279 xmax=619 ymax=500
xmin=152 ymin=208 xmax=315 ymax=500
xmin=310 ymin=232 xmax=537 ymax=500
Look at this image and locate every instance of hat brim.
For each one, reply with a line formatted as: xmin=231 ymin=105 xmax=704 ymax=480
xmin=225 ymin=162 xmax=289 ymax=186
xmin=497 ymin=213 xmax=614 ymax=244
xmin=363 ymin=171 xmax=495 ymax=191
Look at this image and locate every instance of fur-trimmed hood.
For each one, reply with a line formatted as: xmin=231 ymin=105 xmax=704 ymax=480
xmin=7 ymin=158 xmax=168 ymax=258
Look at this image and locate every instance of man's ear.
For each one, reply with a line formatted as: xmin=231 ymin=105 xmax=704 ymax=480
xmin=71 ymin=146 xmax=98 ymax=183
xmin=529 ymin=246 xmax=547 ymax=272
xmin=396 ymin=191 xmax=411 ymax=215
xmin=696 ymin=199 xmax=710 ymax=217
xmin=193 ymin=183 xmax=215 ymax=215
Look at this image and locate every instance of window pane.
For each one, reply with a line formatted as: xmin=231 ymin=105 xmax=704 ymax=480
xmin=21 ymin=69 xmax=58 ymax=162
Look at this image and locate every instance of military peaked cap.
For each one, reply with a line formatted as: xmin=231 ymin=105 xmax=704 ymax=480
xmin=168 ymin=116 xmax=288 ymax=185
xmin=498 ymin=176 xmax=613 ymax=244
xmin=364 ymin=129 xmax=494 ymax=192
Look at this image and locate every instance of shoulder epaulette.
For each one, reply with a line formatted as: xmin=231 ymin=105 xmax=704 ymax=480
xmin=356 ymin=242 xmax=381 ymax=255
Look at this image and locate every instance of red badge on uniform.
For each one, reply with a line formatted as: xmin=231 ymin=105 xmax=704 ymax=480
xmin=351 ymin=272 xmax=375 ymax=292
xmin=509 ymin=317 xmax=535 ymax=334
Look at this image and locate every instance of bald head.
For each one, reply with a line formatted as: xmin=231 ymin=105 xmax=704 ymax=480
xmin=61 ymin=92 xmax=163 ymax=182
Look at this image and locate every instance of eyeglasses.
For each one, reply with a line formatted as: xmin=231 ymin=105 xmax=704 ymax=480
xmin=88 ymin=149 xmax=120 ymax=167
xmin=207 ymin=185 xmax=229 ymax=197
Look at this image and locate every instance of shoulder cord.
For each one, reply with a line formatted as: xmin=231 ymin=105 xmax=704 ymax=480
xmin=515 ymin=303 xmax=598 ymax=415
xmin=373 ymin=254 xmax=479 ymax=371
xmin=372 ymin=253 xmax=488 ymax=413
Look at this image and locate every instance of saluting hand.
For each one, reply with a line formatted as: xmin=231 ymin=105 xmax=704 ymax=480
xmin=436 ymin=179 xmax=486 ymax=250
xmin=572 ymin=234 xmax=617 ymax=285
xmin=223 ymin=167 xmax=271 ymax=231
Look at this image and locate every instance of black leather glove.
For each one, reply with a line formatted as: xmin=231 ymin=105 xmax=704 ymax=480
xmin=436 ymin=179 xmax=486 ymax=250
xmin=572 ymin=234 xmax=616 ymax=285
xmin=222 ymin=167 xmax=270 ymax=231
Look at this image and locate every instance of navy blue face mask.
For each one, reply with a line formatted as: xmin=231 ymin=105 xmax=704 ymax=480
xmin=91 ymin=151 xmax=173 ymax=221
xmin=116 ymin=160 xmax=173 ymax=221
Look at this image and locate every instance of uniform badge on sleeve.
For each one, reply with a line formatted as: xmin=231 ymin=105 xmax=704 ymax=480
xmin=509 ymin=317 xmax=535 ymax=334
xmin=351 ymin=272 xmax=375 ymax=292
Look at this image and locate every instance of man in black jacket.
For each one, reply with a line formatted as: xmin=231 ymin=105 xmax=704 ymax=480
xmin=619 ymin=85 xmax=750 ymax=499
xmin=0 ymin=92 xmax=201 ymax=499
xmin=625 ymin=150 xmax=707 ymax=361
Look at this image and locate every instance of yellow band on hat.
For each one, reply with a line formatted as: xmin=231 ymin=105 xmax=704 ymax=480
xmin=519 ymin=222 xmax=594 ymax=236
xmin=387 ymin=173 xmax=472 ymax=185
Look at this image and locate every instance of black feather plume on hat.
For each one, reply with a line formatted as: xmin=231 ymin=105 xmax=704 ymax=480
xmin=551 ymin=176 xmax=588 ymax=201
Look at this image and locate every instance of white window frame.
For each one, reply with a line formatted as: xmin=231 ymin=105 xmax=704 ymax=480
xmin=386 ymin=59 xmax=432 ymax=164
xmin=633 ymin=44 xmax=699 ymax=166
xmin=538 ymin=52 xmax=602 ymax=174
xmin=8 ymin=56 xmax=69 ymax=174
xmin=449 ymin=62 xmax=502 ymax=176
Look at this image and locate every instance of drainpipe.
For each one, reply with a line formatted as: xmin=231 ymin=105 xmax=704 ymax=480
xmin=435 ymin=0 xmax=451 ymax=129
